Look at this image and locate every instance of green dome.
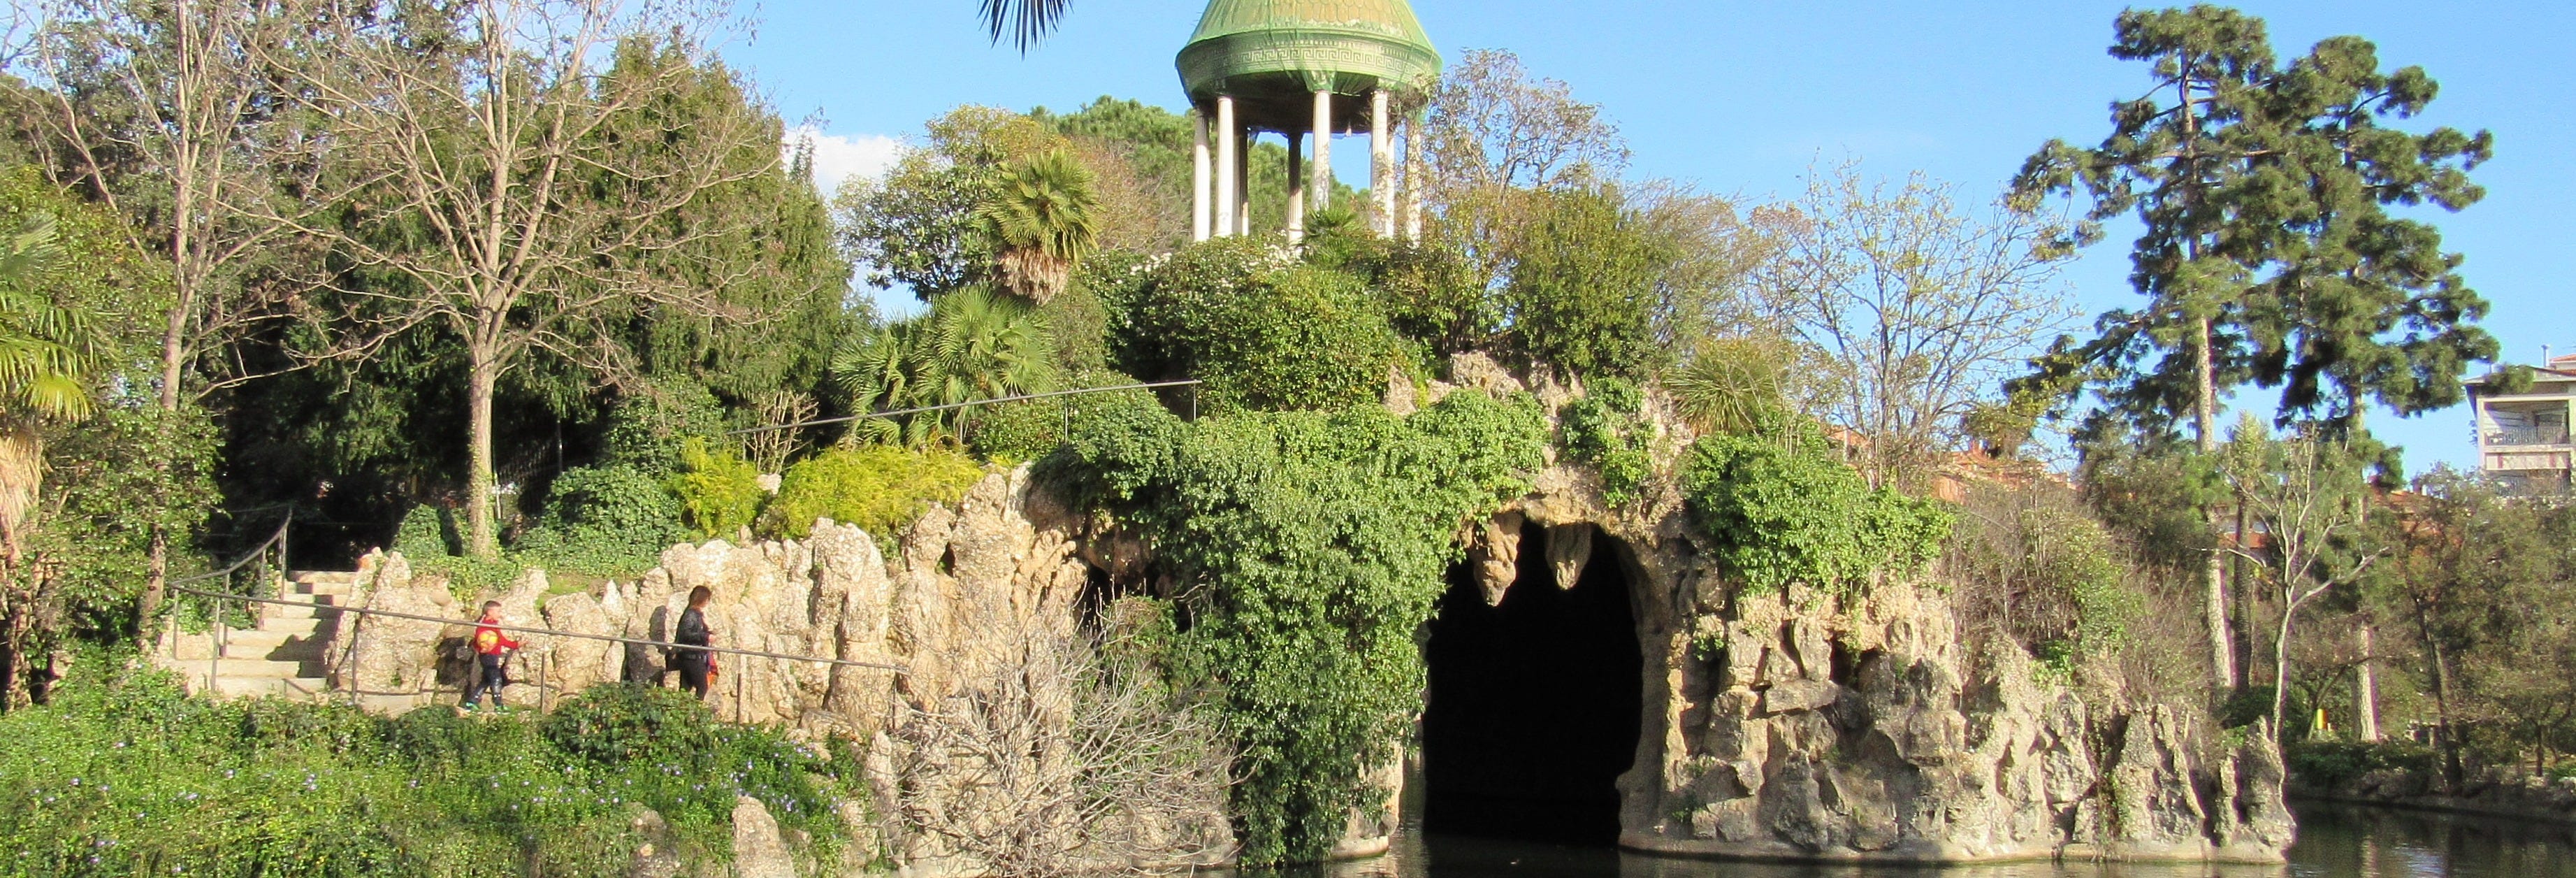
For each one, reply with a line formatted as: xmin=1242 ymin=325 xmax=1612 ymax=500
xmin=1177 ymin=0 xmax=1441 ymax=130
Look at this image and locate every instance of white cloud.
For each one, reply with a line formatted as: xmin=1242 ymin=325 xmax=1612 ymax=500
xmin=786 ymin=127 xmax=906 ymax=196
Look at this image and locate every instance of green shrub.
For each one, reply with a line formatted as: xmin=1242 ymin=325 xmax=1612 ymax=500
xmin=1679 ymin=419 xmax=1954 ymax=596
xmin=1498 ymin=186 xmax=1671 ymax=380
xmin=1556 ymin=377 xmax=1654 ymax=506
xmin=669 ymin=438 xmax=765 ymax=538
xmin=1105 ymin=236 xmax=1400 ymax=413
xmin=0 ymin=662 xmax=848 ymax=876
xmin=602 ymin=381 xmax=728 ymax=473
xmin=515 ymin=464 xmax=689 ymax=578
xmin=965 ymin=399 xmax=1066 ymax=463
xmin=393 ymin=503 xmax=456 ymax=559
xmin=2287 ymin=738 xmax=2435 ymax=789
xmin=1048 ymin=389 xmax=1548 ymax=866
xmin=760 ymin=445 xmax=985 ymax=539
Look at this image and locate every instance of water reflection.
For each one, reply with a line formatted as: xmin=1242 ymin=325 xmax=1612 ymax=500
xmin=1237 ymin=802 xmax=2576 ymax=877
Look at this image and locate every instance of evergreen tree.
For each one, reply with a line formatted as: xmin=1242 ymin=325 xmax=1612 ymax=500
xmin=2017 ymin=6 xmax=2496 ymax=686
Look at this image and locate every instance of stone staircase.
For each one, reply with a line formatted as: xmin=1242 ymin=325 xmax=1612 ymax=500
xmin=157 ymin=570 xmax=362 ymax=700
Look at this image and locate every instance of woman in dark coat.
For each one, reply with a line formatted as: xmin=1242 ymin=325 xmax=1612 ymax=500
xmin=674 ymin=586 xmax=714 ymax=698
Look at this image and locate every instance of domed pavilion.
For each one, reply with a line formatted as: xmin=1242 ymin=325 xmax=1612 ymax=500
xmin=1177 ymin=0 xmax=1442 ymax=241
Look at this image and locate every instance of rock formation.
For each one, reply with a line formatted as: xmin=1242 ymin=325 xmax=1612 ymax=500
xmin=320 ymin=363 xmax=2290 ymax=870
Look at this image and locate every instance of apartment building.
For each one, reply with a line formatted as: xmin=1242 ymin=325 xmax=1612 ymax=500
xmin=2469 ymin=351 xmax=2576 ymax=492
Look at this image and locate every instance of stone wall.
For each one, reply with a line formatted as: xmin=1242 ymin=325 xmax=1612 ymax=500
xmin=330 ymin=467 xmax=1233 ymax=875
xmin=323 ymin=364 xmax=2292 ymax=868
xmin=1428 ymin=356 xmax=2291 ymax=865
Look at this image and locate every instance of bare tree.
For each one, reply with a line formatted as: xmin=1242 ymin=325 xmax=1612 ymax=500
xmin=14 ymin=0 xmax=328 ymax=614
xmin=266 ymin=0 xmax=779 ymax=556
xmin=1756 ymin=160 xmax=2075 ymax=489
xmin=2220 ymin=417 xmax=2389 ymax=732
xmin=886 ymin=631 xmax=1233 ymax=877
xmin=1419 ymin=49 xmax=1628 ymax=285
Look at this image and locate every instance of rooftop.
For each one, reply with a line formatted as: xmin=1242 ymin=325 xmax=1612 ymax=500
xmin=1176 ymin=0 xmax=1442 ymax=131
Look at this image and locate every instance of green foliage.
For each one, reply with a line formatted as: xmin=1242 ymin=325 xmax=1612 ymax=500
xmin=1321 ymin=238 xmax=1491 ymax=364
xmin=760 ymin=445 xmax=984 ymax=539
xmin=512 ymin=465 xmax=688 ymax=580
xmin=601 ymin=382 xmax=729 ymax=474
xmin=2017 ymin=7 xmax=2496 ymax=436
xmin=24 ymin=401 xmax=221 ymax=643
xmin=1947 ymin=483 xmax=2141 ymax=671
xmin=1556 ymin=377 xmax=1654 ymax=507
xmin=1101 ymin=237 xmax=1399 ymax=413
xmin=1679 ymin=419 xmax=1954 ymax=596
xmin=0 ymin=664 xmax=845 ymax=875
xmin=978 ymin=148 xmax=1097 ymax=302
xmin=832 ymin=287 xmax=1057 ymax=446
xmin=667 ymin=438 xmax=763 ymax=538
xmin=964 ymin=400 xmax=1064 ymax=464
xmin=1498 ymin=186 xmax=1672 ymax=381
xmin=1664 ymin=338 xmax=1789 ymax=436
xmin=2285 ymin=738 xmax=2436 ymax=790
xmin=1047 ymin=389 xmax=1549 ymax=865
xmin=393 ymin=504 xmax=453 ymax=559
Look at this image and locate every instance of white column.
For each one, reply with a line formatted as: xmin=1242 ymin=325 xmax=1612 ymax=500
xmin=1310 ymin=89 xmax=1333 ymax=210
xmin=1402 ymin=112 xmax=1425 ymax=240
xmin=1286 ymin=131 xmax=1305 ymax=241
xmin=1235 ymin=128 xmax=1251 ymax=235
xmin=1214 ymin=96 xmax=1238 ymax=238
xmin=1370 ymin=89 xmax=1394 ymax=236
xmin=1192 ymin=109 xmax=1212 ymax=242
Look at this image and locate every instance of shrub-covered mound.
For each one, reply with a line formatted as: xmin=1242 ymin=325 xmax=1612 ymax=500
xmin=758 ymin=445 xmax=984 ymax=539
xmin=1680 ymin=417 xmax=1954 ymax=596
xmin=1045 ymin=389 xmax=1549 ymax=866
xmin=0 ymin=668 xmax=851 ymax=877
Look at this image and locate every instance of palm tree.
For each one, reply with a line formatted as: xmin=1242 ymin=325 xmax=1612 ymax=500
xmin=0 ymin=212 xmax=106 ymax=561
xmin=833 ymin=287 xmax=1057 ymax=446
xmin=1663 ymin=338 xmax=1787 ymax=436
xmin=980 ymin=0 xmax=1070 ymax=52
xmin=978 ymin=149 xmax=1097 ymax=304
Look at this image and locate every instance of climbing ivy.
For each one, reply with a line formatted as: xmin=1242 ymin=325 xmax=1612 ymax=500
xmin=1556 ymin=376 xmax=1654 ymax=507
xmin=1045 ymin=389 xmax=1548 ymax=866
xmin=1679 ymin=419 xmax=1953 ymax=596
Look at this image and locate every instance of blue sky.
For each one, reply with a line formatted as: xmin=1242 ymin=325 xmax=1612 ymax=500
xmin=722 ymin=1 xmax=2573 ymax=470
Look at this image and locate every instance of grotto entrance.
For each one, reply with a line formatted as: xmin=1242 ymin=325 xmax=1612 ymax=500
xmin=1421 ymin=522 xmax=1643 ymax=845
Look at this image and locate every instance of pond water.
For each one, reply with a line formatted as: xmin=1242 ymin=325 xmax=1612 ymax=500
xmin=1250 ymin=801 xmax=2576 ymax=877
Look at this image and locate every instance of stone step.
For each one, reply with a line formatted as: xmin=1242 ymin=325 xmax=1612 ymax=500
xmin=212 ymin=658 xmax=319 ymax=679
xmin=261 ymin=601 xmax=340 ymax=620
xmin=253 ymin=617 xmax=328 ymax=638
xmin=209 ymin=676 xmax=330 ymax=700
xmin=225 ymin=638 xmax=328 ymax=663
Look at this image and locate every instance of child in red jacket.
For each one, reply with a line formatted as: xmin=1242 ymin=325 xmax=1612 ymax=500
xmin=461 ymin=600 xmax=521 ymax=711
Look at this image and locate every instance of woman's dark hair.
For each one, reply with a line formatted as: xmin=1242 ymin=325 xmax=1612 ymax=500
xmin=688 ymin=586 xmax=712 ymax=607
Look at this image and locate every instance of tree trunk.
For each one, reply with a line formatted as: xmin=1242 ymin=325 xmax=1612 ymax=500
xmin=2424 ymin=614 xmax=2463 ymax=789
xmin=2195 ymin=315 xmax=2235 ymax=690
xmin=2231 ymin=491 xmax=2253 ymax=686
xmin=464 ymin=343 xmax=501 ymax=559
xmin=2271 ymin=593 xmax=2296 ymax=734
xmin=2357 ymin=623 xmax=2382 ymax=742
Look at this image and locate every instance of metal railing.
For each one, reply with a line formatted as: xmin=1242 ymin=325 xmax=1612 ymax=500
xmin=161 ymin=508 xmax=909 ymax=721
xmin=726 ymin=380 xmax=1203 ymax=437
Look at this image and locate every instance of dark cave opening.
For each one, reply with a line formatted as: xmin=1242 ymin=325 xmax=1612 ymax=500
xmin=1421 ymin=522 xmax=1644 ymax=846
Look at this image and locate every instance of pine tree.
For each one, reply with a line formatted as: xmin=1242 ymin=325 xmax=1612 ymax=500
xmin=2017 ymin=6 xmax=2495 ymax=687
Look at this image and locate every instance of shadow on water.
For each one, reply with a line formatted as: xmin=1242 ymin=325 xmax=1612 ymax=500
xmin=1229 ymin=799 xmax=2576 ymax=877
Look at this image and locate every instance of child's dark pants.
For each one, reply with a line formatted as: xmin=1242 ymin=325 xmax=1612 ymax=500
xmin=462 ymin=654 xmax=508 ymax=707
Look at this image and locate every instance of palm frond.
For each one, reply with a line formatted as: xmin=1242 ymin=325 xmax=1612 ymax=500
xmin=979 ymin=0 xmax=1070 ymax=53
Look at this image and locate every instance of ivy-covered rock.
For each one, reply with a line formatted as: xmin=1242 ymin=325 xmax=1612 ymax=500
xmin=1679 ymin=420 xmax=1953 ymax=596
xmin=1046 ymin=389 xmax=1549 ymax=866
